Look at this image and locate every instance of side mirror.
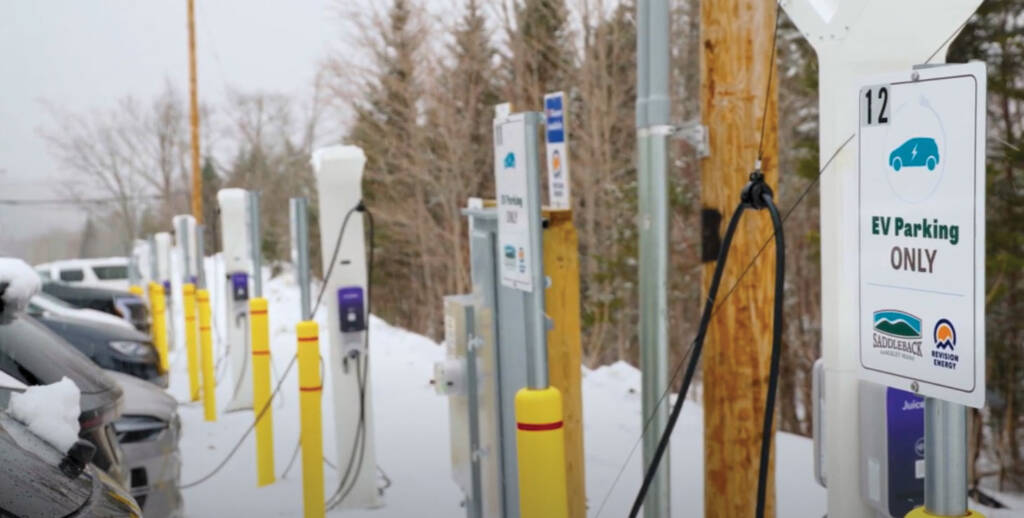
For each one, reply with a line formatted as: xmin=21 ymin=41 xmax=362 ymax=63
xmin=59 ymin=439 xmax=96 ymax=478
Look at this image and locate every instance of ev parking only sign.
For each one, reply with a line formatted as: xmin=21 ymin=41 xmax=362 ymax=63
xmin=856 ymin=62 xmax=986 ymax=408
xmin=494 ymin=113 xmax=535 ymax=292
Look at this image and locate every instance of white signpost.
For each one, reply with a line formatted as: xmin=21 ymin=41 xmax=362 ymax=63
xmin=543 ymin=91 xmax=571 ymax=209
xmin=494 ymin=113 xmax=535 ymax=293
xmin=856 ymin=63 xmax=986 ymax=408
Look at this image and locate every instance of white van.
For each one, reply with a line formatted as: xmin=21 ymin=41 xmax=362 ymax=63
xmin=35 ymin=257 xmax=134 ymax=290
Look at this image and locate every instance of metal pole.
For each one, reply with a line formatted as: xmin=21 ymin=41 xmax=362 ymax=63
xmin=924 ymin=398 xmax=968 ymax=516
xmin=637 ymin=0 xmax=670 ymax=516
xmin=523 ymin=111 xmax=549 ymax=390
xmin=249 ymin=191 xmax=263 ymax=298
xmin=178 ymin=218 xmax=192 ymax=283
xmin=195 ymin=225 xmax=206 ymax=289
xmin=148 ymin=235 xmax=157 ymax=284
xmin=291 ymin=197 xmax=312 ymax=321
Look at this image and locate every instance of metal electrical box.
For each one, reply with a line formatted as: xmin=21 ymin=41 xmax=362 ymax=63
xmin=468 ymin=205 xmax=532 ymax=518
xmin=437 ymin=295 xmax=503 ymax=518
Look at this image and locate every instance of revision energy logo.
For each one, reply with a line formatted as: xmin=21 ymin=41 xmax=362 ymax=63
xmin=503 ymin=152 xmax=516 ymax=169
xmin=872 ymin=310 xmax=924 ymax=358
xmin=932 ymin=318 xmax=959 ymax=370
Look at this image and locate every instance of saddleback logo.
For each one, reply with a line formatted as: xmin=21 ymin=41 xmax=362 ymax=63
xmin=872 ymin=310 xmax=924 ymax=359
xmin=931 ymin=318 xmax=959 ymax=370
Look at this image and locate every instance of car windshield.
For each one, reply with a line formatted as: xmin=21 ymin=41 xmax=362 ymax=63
xmin=0 ymin=314 xmax=113 ymax=396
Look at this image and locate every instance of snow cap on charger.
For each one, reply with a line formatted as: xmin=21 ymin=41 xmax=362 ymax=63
xmin=0 ymin=257 xmax=41 ymax=321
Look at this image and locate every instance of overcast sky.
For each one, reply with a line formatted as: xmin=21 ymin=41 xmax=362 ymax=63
xmin=0 ymin=0 xmax=343 ymax=252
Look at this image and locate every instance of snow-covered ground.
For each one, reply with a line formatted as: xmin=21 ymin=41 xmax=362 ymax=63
xmin=169 ymin=269 xmax=1023 ymax=517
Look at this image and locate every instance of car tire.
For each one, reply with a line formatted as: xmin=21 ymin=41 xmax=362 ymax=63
xmin=892 ymin=157 xmax=902 ymax=171
xmin=926 ymin=156 xmax=936 ymax=171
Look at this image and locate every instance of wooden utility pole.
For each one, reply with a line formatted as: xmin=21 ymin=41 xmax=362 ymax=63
xmin=187 ymin=0 xmax=202 ymax=222
xmin=699 ymin=1 xmax=778 ymax=517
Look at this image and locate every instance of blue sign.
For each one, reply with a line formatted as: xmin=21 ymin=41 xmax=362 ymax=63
xmin=545 ymin=94 xmax=565 ymax=144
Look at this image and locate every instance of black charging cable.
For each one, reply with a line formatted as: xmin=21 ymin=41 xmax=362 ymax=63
xmin=629 ymin=170 xmax=785 ymax=518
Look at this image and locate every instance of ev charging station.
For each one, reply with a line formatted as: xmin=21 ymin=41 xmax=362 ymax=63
xmin=782 ymin=2 xmax=986 ymax=517
xmin=218 ymin=188 xmax=254 ymax=412
xmin=311 ymin=145 xmax=381 ymax=509
xmin=173 ymin=214 xmax=199 ymax=285
xmin=155 ymin=231 xmax=174 ymax=349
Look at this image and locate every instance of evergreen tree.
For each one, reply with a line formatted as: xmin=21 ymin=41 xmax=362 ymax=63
xmin=504 ymin=0 xmax=574 ymax=110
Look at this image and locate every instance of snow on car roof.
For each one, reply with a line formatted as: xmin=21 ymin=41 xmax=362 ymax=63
xmin=35 ymin=256 xmax=128 ymax=270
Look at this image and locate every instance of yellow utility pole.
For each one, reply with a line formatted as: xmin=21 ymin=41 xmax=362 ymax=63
xmin=187 ymin=0 xmax=202 ymax=223
xmin=700 ymin=0 xmax=779 ymax=516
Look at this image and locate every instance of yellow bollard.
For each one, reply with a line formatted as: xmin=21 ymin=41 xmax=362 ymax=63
xmin=297 ymin=320 xmax=324 ymax=518
xmin=197 ymin=289 xmax=216 ymax=422
xmin=148 ymin=282 xmax=169 ymax=372
xmin=515 ymin=386 xmax=570 ymax=518
xmin=250 ymin=297 xmax=275 ymax=486
xmin=183 ymin=283 xmax=200 ymax=402
xmin=906 ymin=509 xmax=985 ymax=517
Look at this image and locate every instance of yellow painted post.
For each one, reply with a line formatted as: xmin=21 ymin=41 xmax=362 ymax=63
xmin=906 ymin=509 xmax=985 ymax=518
xmin=515 ymin=386 xmax=570 ymax=518
xmin=542 ymin=208 xmax=586 ymax=518
xmin=297 ymin=320 xmax=324 ymax=518
xmin=183 ymin=283 xmax=200 ymax=402
xmin=148 ymin=282 xmax=169 ymax=372
xmin=197 ymin=289 xmax=216 ymax=421
xmin=250 ymin=297 xmax=275 ymax=486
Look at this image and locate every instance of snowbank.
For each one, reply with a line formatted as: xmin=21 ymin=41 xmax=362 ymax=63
xmin=171 ymin=270 xmax=1022 ymax=517
xmin=0 ymin=257 xmax=41 ymax=319
xmin=8 ymin=377 xmax=82 ymax=453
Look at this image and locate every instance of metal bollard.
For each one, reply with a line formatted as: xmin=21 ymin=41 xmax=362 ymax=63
xmin=148 ymin=282 xmax=169 ymax=373
xmin=297 ymin=320 xmax=324 ymax=518
xmin=251 ymin=297 xmax=275 ymax=486
xmin=197 ymin=289 xmax=216 ymax=421
xmin=183 ymin=283 xmax=200 ymax=402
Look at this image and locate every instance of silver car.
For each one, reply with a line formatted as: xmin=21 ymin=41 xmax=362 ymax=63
xmin=107 ymin=370 xmax=182 ymax=518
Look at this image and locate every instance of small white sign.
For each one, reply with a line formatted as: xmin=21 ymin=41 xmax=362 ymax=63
xmin=494 ymin=114 xmax=534 ymax=292
xmin=856 ymin=62 xmax=986 ymax=408
xmin=544 ymin=91 xmax=571 ymax=209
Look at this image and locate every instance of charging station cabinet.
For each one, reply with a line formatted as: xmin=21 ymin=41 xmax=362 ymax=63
xmin=312 ymin=145 xmax=381 ymax=509
xmin=218 ymin=188 xmax=254 ymax=412
xmin=435 ymin=295 xmax=503 ymax=518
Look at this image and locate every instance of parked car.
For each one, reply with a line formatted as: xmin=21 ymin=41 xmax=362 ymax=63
xmin=32 ymin=311 xmax=166 ymax=388
xmin=36 ymin=257 xmax=135 ymax=291
xmin=107 ymin=370 xmax=182 ymax=518
xmin=30 ymin=291 xmax=136 ymax=331
xmin=41 ymin=281 xmax=150 ymax=333
xmin=0 ymin=411 xmax=142 ymax=517
xmin=0 ymin=313 xmax=127 ymax=486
